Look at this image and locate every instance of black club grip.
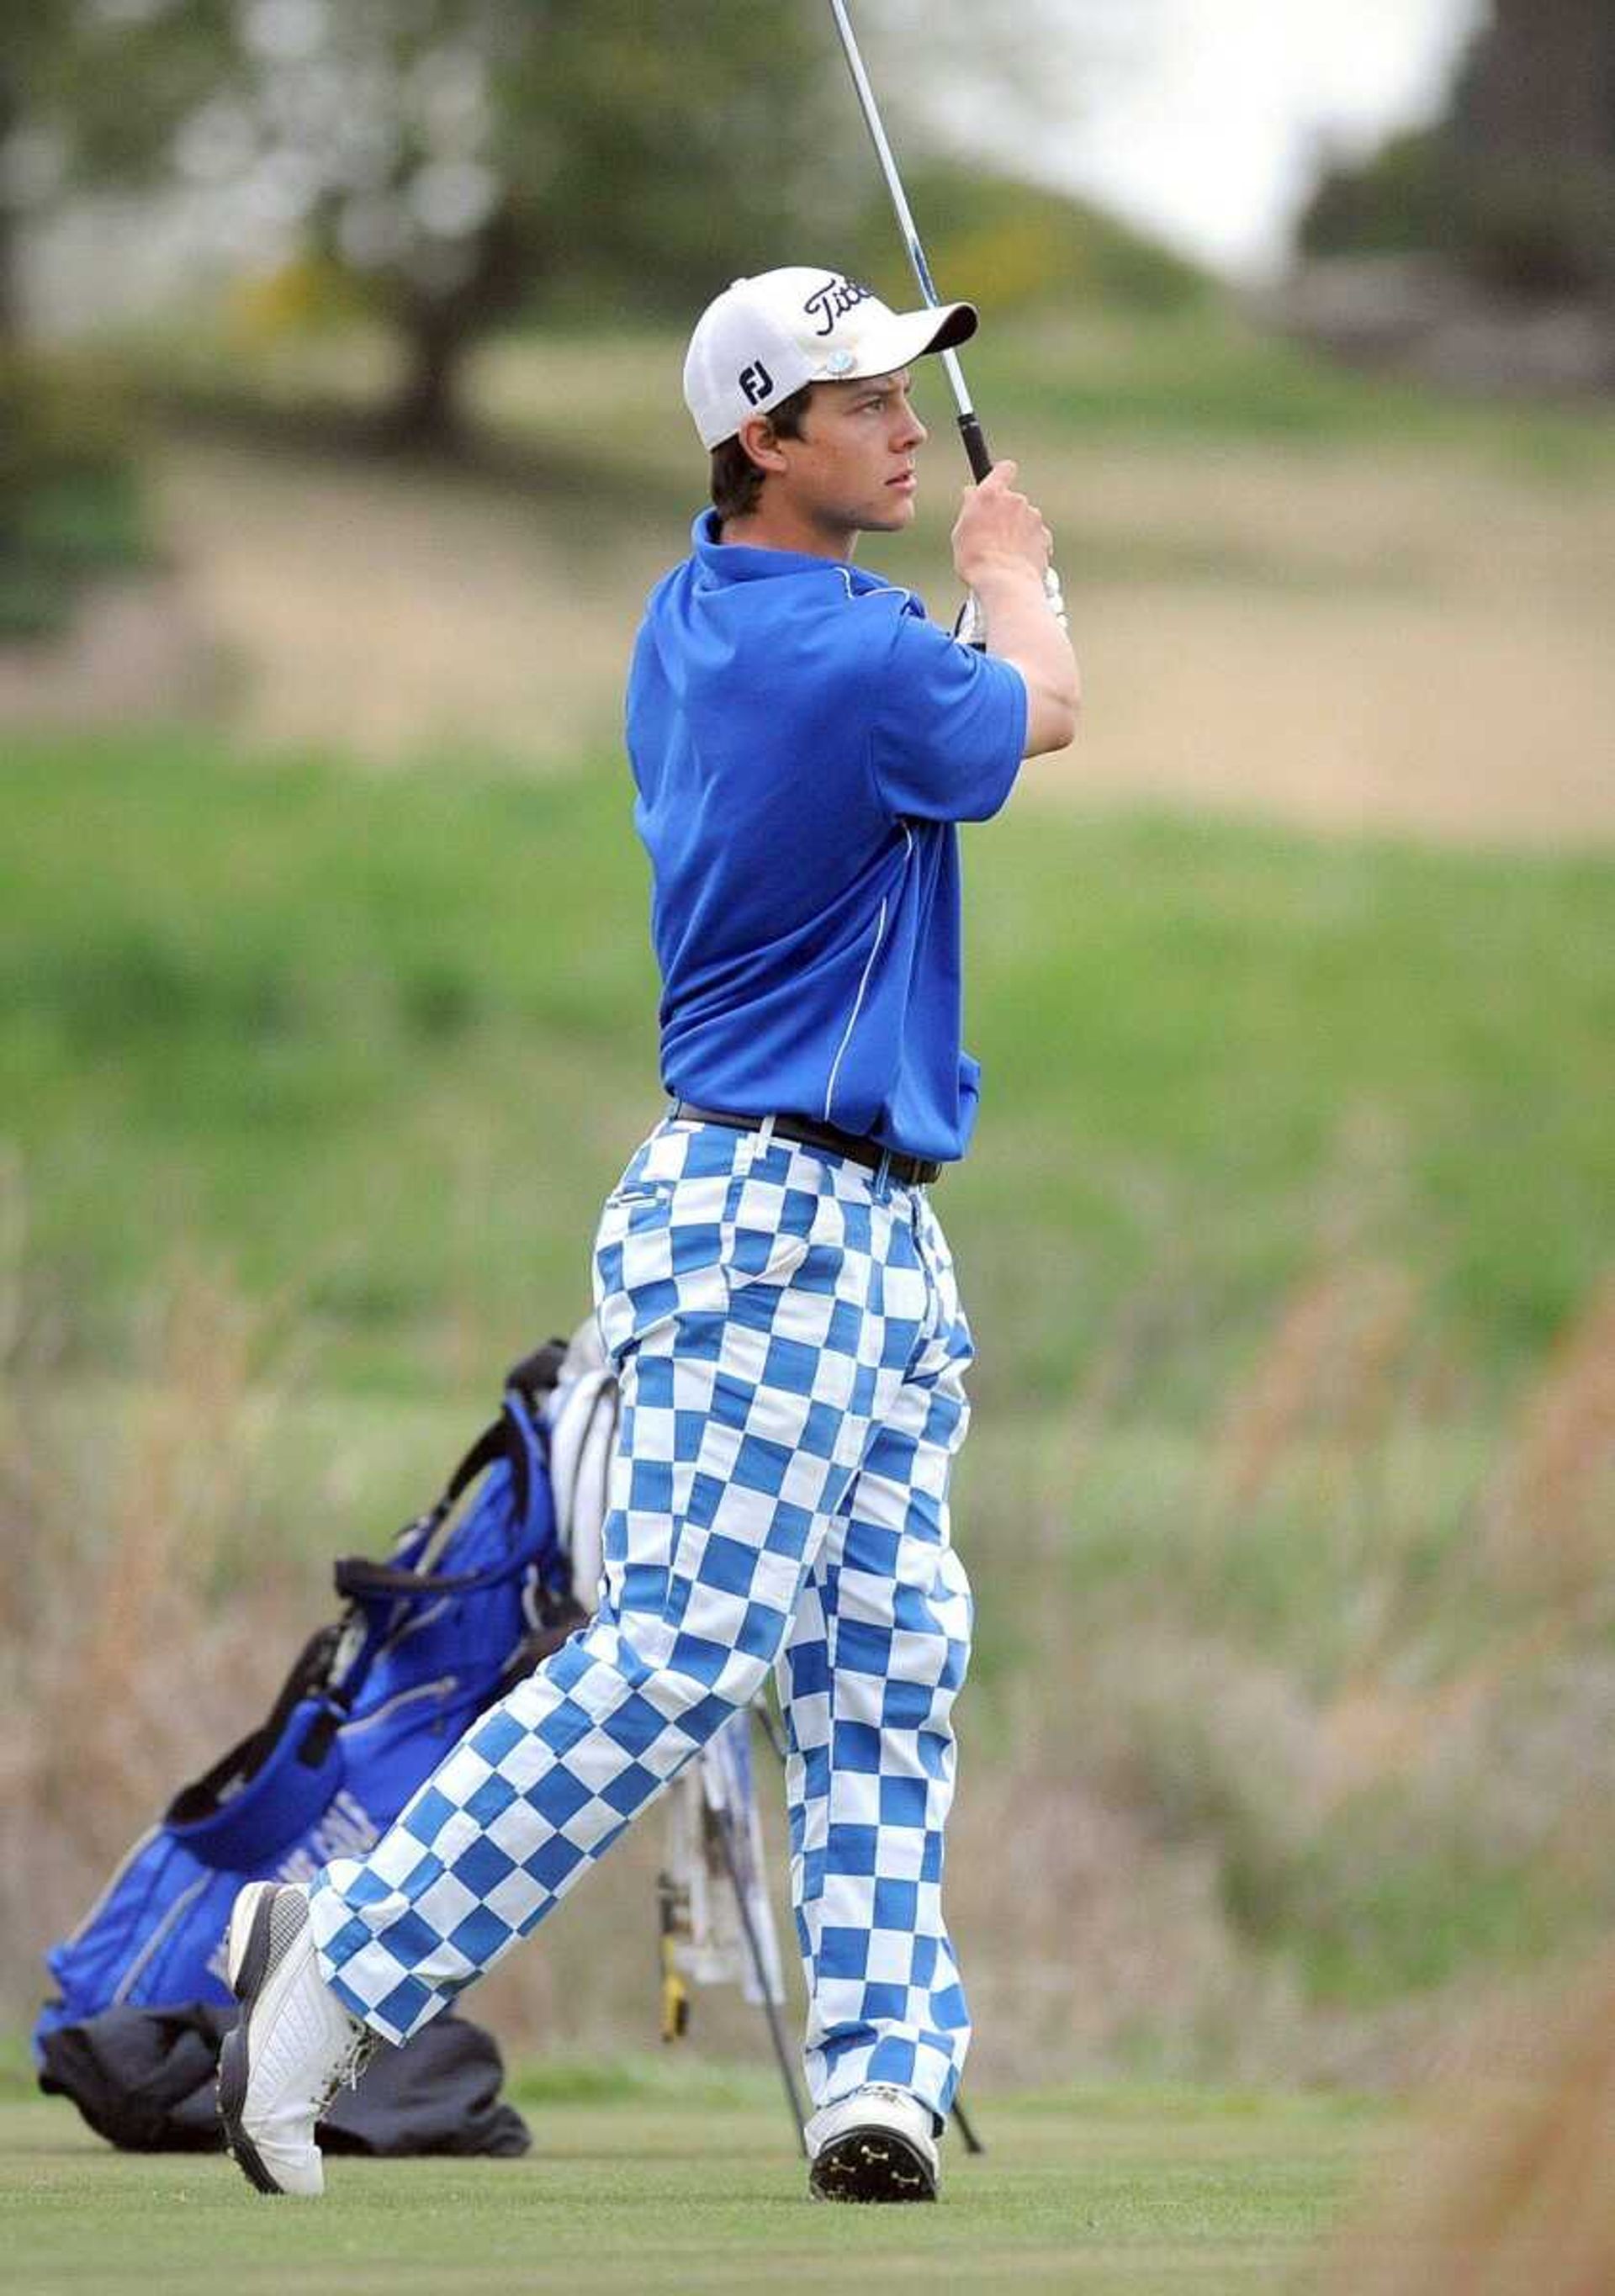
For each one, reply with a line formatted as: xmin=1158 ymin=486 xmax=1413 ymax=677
xmin=957 ymin=411 xmax=993 ymax=484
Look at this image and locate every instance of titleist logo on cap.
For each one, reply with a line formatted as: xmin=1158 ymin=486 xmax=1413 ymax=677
xmin=802 ymin=276 xmax=874 ymax=336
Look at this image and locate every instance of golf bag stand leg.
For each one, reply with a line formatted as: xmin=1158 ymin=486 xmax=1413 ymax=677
xmin=712 ymin=1797 xmax=811 ymax=2156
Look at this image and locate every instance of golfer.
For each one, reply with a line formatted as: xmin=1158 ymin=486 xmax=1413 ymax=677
xmin=220 ymin=266 xmax=1078 ymax=2205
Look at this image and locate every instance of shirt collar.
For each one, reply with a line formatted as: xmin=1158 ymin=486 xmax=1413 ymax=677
xmin=688 ymin=508 xmax=892 ymax=595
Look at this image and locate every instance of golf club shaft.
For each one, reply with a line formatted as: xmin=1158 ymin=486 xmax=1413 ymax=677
xmin=826 ymin=0 xmax=1070 ymax=648
xmin=825 ymin=0 xmax=993 ymax=482
xmin=712 ymin=1795 xmax=811 ymax=2152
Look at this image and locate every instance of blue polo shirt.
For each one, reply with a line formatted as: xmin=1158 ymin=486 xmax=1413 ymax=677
xmin=624 ymin=511 xmax=1027 ymax=1165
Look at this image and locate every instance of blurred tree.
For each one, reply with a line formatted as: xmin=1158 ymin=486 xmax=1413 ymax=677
xmin=0 ymin=348 xmax=151 ymax=638
xmin=194 ymin=0 xmax=856 ymax=443
xmin=5 ymin=1 xmax=848 ymax=432
xmin=0 ymin=3 xmax=240 ymax=348
xmin=1 ymin=7 xmax=203 ymax=632
xmin=4 ymin=0 xmax=1088 ymax=445
xmin=1300 ymin=0 xmax=1615 ymax=302
xmin=0 ymin=6 xmax=75 ymax=343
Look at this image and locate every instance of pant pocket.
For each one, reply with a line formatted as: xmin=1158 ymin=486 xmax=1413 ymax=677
xmin=718 ymin=1215 xmax=814 ymax=1290
xmin=718 ymin=1145 xmax=822 ymax=1291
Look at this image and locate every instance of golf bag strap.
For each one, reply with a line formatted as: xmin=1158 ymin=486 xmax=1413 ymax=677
xmin=332 ymin=1532 xmax=555 ymax=1603
xmin=331 ymin=1396 xmax=556 ymax=1605
xmin=163 ymin=1621 xmax=342 ymax=1828
xmin=328 ymin=1416 xmax=504 ymax=1603
xmin=437 ymin=1338 xmax=564 ymax=1522
xmin=332 ymin=1335 xmax=572 ymax=1606
xmin=443 ymin=1417 xmax=511 ymax=1508
xmin=506 ymin=1336 xmax=569 ymax=1405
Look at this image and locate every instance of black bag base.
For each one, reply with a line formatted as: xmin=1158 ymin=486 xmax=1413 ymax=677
xmin=38 ymin=2002 xmax=531 ymax=2161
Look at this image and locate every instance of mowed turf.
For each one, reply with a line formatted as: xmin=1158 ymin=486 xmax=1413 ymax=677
xmin=2 ymin=2084 xmax=1388 ymax=2296
xmin=3 ymin=732 xmax=1612 ymax=1405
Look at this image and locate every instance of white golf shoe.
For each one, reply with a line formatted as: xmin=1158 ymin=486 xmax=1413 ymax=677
xmin=217 ymin=1880 xmax=378 ymax=2197
xmin=806 ymin=2082 xmax=940 ymax=2203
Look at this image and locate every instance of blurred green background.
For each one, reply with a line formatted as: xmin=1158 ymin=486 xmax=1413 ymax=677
xmin=2 ymin=0 xmax=1612 ymax=2108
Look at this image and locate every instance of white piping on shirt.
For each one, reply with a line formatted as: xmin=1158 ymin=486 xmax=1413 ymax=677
xmin=835 ymin=566 xmax=912 ymax=609
xmin=819 ymin=573 xmax=917 ymax=1122
xmin=823 ymin=824 xmax=913 ymax=1124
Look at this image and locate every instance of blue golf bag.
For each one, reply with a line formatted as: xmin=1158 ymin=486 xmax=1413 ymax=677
xmin=34 ymin=1339 xmax=593 ymax=2151
xmin=33 ymin=1320 xmax=823 ymax=2159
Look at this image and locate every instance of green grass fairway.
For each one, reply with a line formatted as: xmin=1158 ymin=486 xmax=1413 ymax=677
xmin=4 ymin=734 xmax=1612 ymax=1405
xmin=3 ymin=2086 xmax=1386 ymax=2295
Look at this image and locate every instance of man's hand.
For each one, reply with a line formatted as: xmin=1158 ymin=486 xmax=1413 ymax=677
xmin=950 ymin=460 xmax=1052 ymax=592
xmin=951 ymin=461 xmax=1078 ymax=759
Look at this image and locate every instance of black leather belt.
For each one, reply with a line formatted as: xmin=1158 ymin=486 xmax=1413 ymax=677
xmin=669 ymin=1102 xmax=942 ymax=1187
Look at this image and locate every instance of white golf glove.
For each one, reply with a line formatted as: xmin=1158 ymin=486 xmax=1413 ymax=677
xmin=955 ymin=567 xmax=1068 ymax=647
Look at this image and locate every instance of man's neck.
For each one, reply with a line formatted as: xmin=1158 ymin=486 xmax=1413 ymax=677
xmin=718 ymin=500 xmax=859 ymax=563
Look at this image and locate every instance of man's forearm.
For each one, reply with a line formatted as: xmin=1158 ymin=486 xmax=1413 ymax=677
xmin=974 ymin=566 xmax=1079 ymax=756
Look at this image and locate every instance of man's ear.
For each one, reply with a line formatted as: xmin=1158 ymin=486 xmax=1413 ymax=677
xmin=737 ymin=413 xmax=792 ymax=478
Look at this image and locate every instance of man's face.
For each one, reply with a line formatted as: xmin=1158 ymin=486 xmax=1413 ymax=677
xmin=773 ymin=369 xmax=928 ymax=540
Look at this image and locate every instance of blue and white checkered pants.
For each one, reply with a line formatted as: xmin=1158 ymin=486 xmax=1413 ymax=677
xmin=310 ymin=1114 xmax=976 ymax=2119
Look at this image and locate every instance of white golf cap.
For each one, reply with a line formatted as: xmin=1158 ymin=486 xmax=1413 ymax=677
xmin=683 ymin=266 xmax=977 ymax=450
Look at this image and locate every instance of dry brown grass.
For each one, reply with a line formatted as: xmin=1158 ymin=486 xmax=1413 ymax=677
xmin=0 ymin=1271 xmax=309 ymax=2020
xmin=1484 ymin=1271 xmax=1615 ymax=1597
xmin=1316 ymin=1945 xmax=1615 ymax=2296
xmin=1211 ymin=1259 xmax=1418 ymax=1509
xmin=151 ymin=436 xmax=665 ymax=765
xmin=7 ymin=1254 xmax=1615 ymax=2091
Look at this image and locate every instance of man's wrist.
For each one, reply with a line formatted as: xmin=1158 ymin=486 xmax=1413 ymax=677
xmin=958 ymin=559 xmax=1048 ymax=606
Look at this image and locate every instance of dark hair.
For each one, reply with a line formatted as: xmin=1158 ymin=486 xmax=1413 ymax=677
xmin=709 ymin=382 xmax=814 ymax=521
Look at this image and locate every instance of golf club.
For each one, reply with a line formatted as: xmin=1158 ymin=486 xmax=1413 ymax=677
xmin=825 ymin=0 xmax=1067 ymax=638
xmin=825 ymin=0 xmax=994 ymax=483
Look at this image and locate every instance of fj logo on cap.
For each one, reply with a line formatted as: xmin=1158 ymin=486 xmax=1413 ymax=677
xmin=738 ymin=360 xmax=773 ymax=406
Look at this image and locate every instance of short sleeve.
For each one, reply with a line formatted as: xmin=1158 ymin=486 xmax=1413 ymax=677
xmin=870 ymin=609 xmax=1028 ymax=823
